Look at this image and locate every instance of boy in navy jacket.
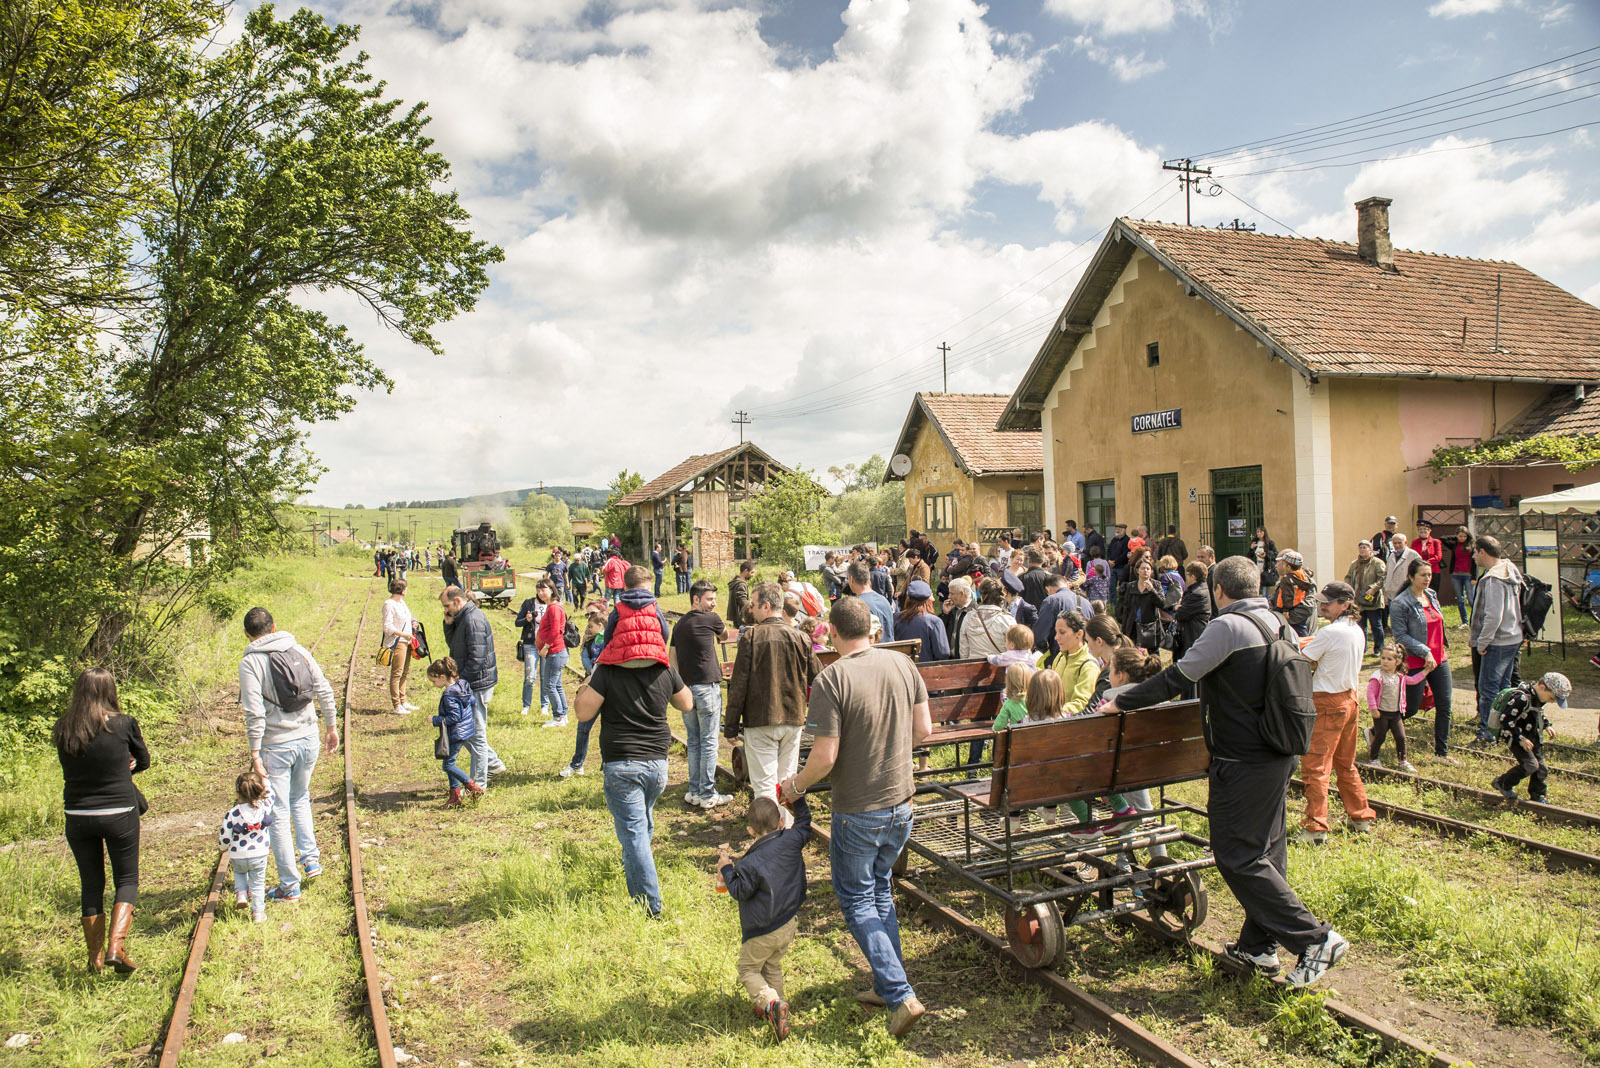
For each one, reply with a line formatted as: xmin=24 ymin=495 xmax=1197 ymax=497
xmin=717 ymin=794 xmax=811 ymax=1041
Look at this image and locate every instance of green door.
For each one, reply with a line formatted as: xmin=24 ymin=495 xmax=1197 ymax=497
xmin=1209 ymin=466 xmax=1263 ymax=560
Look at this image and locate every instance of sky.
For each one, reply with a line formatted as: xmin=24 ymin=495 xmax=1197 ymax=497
xmin=273 ymin=0 xmax=1600 ymax=506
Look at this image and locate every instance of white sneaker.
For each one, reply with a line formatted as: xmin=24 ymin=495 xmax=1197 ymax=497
xmin=520 ymin=706 xmax=530 ymax=716
xmin=1398 ymin=760 xmax=1417 ymax=773
xmin=541 ymin=718 xmax=568 ymax=729
xmin=559 ymin=765 xmax=583 ymax=778
xmin=392 ymin=705 xmax=412 ymax=716
xmin=684 ymin=793 xmax=708 ymax=808
xmin=1285 ymin=930 xmax=1349 ymax=988
xmin=402 ymin=702 xmax=419 ymax=711
xmin=704 ymin=792 xmax=734 ymax=807
xmin=1224 ymin=940 xmax=1282 ymax=976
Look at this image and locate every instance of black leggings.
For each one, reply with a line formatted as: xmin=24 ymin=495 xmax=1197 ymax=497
xmin=64 ymin=809 xmax=140 ymax=916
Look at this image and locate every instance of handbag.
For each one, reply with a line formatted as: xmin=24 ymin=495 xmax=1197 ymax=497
xmin=1159 ymin=621 xmax=1177 ymax=651
xmin=515 ymin=640 xmax=526 ymax=662
xmin=1138 ymin=619 xmax=1163 ymax=650
xmin=410 ymin=621 xmax=431 ymax=660
xmin=434 ymin=720 xmax=451 ymax=760
xmin=375 ymin=645 xmax=394 ymax=667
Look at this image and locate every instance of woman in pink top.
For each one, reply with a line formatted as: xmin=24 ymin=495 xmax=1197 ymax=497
xmin=534 ymin=579 xmax=570 ymax=726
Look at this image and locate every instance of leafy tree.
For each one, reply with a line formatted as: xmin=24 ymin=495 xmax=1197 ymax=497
xmin=574 ymin=506 xmax=597 ymax=522
xmin=522 ymin=494 xmax=572 ymax=549
xmin=598 ymin=470 xmax=644 ymax=551
xmin=0 ymin=0 xmax=221 ymax=331
xmin=743 ymin=467 xmax=833 ymax=571
xmin=1 ymin=5 xmax=501 ymax=669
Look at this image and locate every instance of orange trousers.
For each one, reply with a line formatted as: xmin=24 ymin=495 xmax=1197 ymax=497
xmin=1301 ymin=690 xmax=1375 ymax=833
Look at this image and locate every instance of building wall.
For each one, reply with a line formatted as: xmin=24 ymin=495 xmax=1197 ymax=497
xmin=901 ymin=421 xmax=975 ymax=546
xmin=1040 ymin=248 xmax=1301 ymax=558
xmin=974 ymin=473 xmax=1046 ymax=540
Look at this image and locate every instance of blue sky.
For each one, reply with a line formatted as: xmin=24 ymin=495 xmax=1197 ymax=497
xmin=276 ymin=0 xmax=1600 ymax=505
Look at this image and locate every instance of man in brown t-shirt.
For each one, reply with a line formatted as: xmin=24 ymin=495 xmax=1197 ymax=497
xmin=781 ymin=598 xmax=931 ymax=1038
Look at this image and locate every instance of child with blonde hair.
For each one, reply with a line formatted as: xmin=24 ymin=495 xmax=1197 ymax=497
xmin=219 ymin=767 xmax=275 ymax=922
xmin=992 ymin=662 xmax=1034 ymax=732
xmin=987 ymin=624 xmax=1038 ymax=668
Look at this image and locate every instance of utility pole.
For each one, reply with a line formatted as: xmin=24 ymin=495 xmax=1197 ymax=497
xmin=731 ymin=410 xmax=752 ymax=443
xmin=938 ymin=342 xmax=950 ymax=392
xmin=1162 ymin=158 xmax=1214 ymax=226
xmin=372 ymin=522 xmax=380 ymax=545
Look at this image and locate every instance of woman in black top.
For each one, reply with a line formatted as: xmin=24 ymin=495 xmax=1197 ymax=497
xmin=1119 ymin=558 xmax=1166 ymax=653
xmin=55 ymin=668 xmax=149 ymax=973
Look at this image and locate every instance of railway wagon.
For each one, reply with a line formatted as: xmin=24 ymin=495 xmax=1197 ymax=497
xmin=453 ymin=522 xmax=515 ymax=607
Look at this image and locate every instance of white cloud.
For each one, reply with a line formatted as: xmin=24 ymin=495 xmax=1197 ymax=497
xmin=977 ymin=122 xmax=1167 ymax=232
xmin=1071 ymin=35 xmax=1166 ymax=81
xmin=1428 ymin=0 xmax=1507 ymax=15
xmin=1044 ymin=0 xmax=1185 ymax=35
xmin=1296 ymin=136 xmax=1566 ymax=250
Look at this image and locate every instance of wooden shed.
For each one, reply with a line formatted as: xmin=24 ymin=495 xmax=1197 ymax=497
xmin=616 ymin=442 xmax=795 ymax=571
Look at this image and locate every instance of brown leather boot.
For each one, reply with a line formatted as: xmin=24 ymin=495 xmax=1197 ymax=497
xmin=81 ymin=914 xmax=105 ymax=973
xmin=105 ymin=902 xmax=136 ymax=974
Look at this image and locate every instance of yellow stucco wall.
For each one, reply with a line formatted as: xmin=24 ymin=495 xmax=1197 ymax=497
xmin=1041 ymin=249 xmax=1300 ymax=553
xmin=899 ymin=419 xmax=1043 ymax=546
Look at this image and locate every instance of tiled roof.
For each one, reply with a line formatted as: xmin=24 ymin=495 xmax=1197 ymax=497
xmin=1124 ymin=219 xmax=1600 ymax=381
xmin=998 ymin=216 xmax=1600 ymax=430
xmin=615 ymin=443 xmax=791 ymax=507
xmin=1498 ymin=386 xmax=1600 ymax=439
xmin=886 ymin=393 xmax=1042 ymax=481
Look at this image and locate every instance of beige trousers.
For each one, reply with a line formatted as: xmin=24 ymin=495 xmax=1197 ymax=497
xmin=736 ymin=917 xmax=797 ymax=1008
xmin=388 ymin=643 xmax=412 ymax=706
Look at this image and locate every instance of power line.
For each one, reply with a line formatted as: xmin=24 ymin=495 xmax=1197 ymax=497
xmin=1194 ymin=43 xmax=1600 ymax=159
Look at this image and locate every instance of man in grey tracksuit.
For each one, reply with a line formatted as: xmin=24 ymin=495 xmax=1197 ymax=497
xmin=1470 ymin=535 xmax=1523 ymax=742
xmin=442 ymin=586 xmax=503 ymax=787
xmin=239 ymin=607 xmax=338 ymax=901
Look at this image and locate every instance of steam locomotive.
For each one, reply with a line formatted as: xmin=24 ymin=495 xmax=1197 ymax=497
xmin=452 ymin=522 xmax=515 ymax=608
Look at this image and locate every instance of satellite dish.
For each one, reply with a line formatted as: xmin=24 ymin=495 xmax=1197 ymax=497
xmin=889 ymin=453 xmax=912 ymax=478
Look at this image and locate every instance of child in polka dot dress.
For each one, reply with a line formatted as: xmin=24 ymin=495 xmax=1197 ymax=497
xmin=219 ymin=768 xmax=276 ymax=922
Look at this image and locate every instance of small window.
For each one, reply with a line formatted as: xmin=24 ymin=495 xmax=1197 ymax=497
xmin=1081 ymin=479 xmax=1115 ymax=533
xmin=1146 ymin=342 xmax=1160 ymax=367
xmin=923 ymin=493 xmax=955 ymax=533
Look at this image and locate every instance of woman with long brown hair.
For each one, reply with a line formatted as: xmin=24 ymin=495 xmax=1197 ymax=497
xmin=54 ymin=667 xmax=150 ymax=973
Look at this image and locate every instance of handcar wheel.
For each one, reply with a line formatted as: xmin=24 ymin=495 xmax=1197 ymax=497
xmin=1005 ymin=900 xmax=1065 ymax=970
xmin=1145 ymin=857 xmax=1207 ymax=937
xmin=729 ymin=745 xmax=749 ymax=785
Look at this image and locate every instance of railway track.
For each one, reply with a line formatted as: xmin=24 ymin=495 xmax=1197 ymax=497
xmin=1286 ymin=779 xmax=1600 ymax=874
xmin=154 ymin=582 xmax=393 ymax=1067
xmin=1361 ymin=763 xmax=1600 ymax=832
xmin=1450 ymin=722 xmax=1600 ymax=763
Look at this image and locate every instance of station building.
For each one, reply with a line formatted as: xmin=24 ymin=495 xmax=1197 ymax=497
xmin=883 ymin=392 xmax=1043 ymax=547
xmin=995 ymin=198 xmax=1600 ymax=583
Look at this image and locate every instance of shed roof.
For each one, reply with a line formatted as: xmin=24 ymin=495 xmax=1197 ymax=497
xmin=998 ymin=217 xmax=1600 ymax=430
xmin=615 ymin=442 xmax=791 ymax=507
xmin=884 ymin=392 xmax=1042 ymax=483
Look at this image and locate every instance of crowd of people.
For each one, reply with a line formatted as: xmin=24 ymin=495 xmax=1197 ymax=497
xmin=48 ymin=514 xmax=1578 ymax=1043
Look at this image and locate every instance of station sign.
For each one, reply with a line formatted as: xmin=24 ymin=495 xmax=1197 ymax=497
xmin=1131 ymin=408 xmax=1182 ymax=434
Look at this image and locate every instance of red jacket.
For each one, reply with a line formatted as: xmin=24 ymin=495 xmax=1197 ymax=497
xmin=597 ymin=596 xmax=669 ymax=665
xmin=602 ymin=556 xmax=628 ymax=590
xmin=1412 ymin=536 xmax=1443 ymax=571
xmin=536 ymin=602 xmax=566 ymax=655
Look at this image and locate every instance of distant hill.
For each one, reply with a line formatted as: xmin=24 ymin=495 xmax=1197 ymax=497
xmin=383 ymin=485 xmax=609 ymax=511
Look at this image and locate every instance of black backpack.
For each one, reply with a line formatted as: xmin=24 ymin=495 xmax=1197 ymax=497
xmin=1211 ymin=610 xmax=1318 ymax=756
xmin=563 ymin=619 xmax=581 ymax=649
xmin=1520 ymin=573 xmax=1553 ymax=638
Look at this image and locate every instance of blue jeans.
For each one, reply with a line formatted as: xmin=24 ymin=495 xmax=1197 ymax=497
xmin=442 ymin=739 xmax=471 ymax=789
xmin=1452 ymin=574 xmax=1474 ymax=624
xmin=581 ymin=643 xmax=599 ymax=674
xmin=1477 ymin=643 xmax=1519 ymax=739
xmin=521 ymin=651 xmax=543 ymax=713
xmin=232 ymin=856 xmax=268 ymax=916
xmin=542 ymin=650 xmax=569 ymax=721
xmin=1405 ymin=660 xmax=1454 ymax=755
xmin=684 ymin=684 xmax=722 ymax=800
xmin=603 ymin=760 xmax=668 ymax=914
xmin=1359 ymin=609 xmax=1386 ymax=650
xmin=259 ymin=735 xmax=320 ymax=896
xmin=653 ymin=568 xmax=664 ymax=597
xmin=569 ymin=716 xmax=596 ymax=771
xmin=468 ymin=686 xmax=502 ymax=786
xmin=830 ymin=802 xmax=917 ymax=1010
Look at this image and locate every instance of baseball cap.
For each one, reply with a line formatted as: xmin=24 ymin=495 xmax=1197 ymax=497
xmin=1357 ymin=539 xmax=1372 ymax=549
xmin=1539 ymin=672 xmax=1572 ymax=707
xmin=1385 ymin=515 xmax=1398 ymax=524
xmin=907 ymin=579 xmax=932 ymax=600
xmin=1278 ymin=548 xmax=1303 ymax=568
xmin=1317 ymin=580 xmax=1355 ymax=603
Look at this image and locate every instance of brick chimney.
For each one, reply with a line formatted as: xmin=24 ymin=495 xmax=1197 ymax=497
xmin=1355 ymin=196 xmax=1395 ymax=271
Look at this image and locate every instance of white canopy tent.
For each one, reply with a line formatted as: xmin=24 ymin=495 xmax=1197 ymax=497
xmin=1518 ymin=481 xmax=1600 ymax=514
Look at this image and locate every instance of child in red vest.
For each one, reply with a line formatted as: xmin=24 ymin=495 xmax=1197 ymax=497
xmin=597 ymin=564 xmax=671 ymax=666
